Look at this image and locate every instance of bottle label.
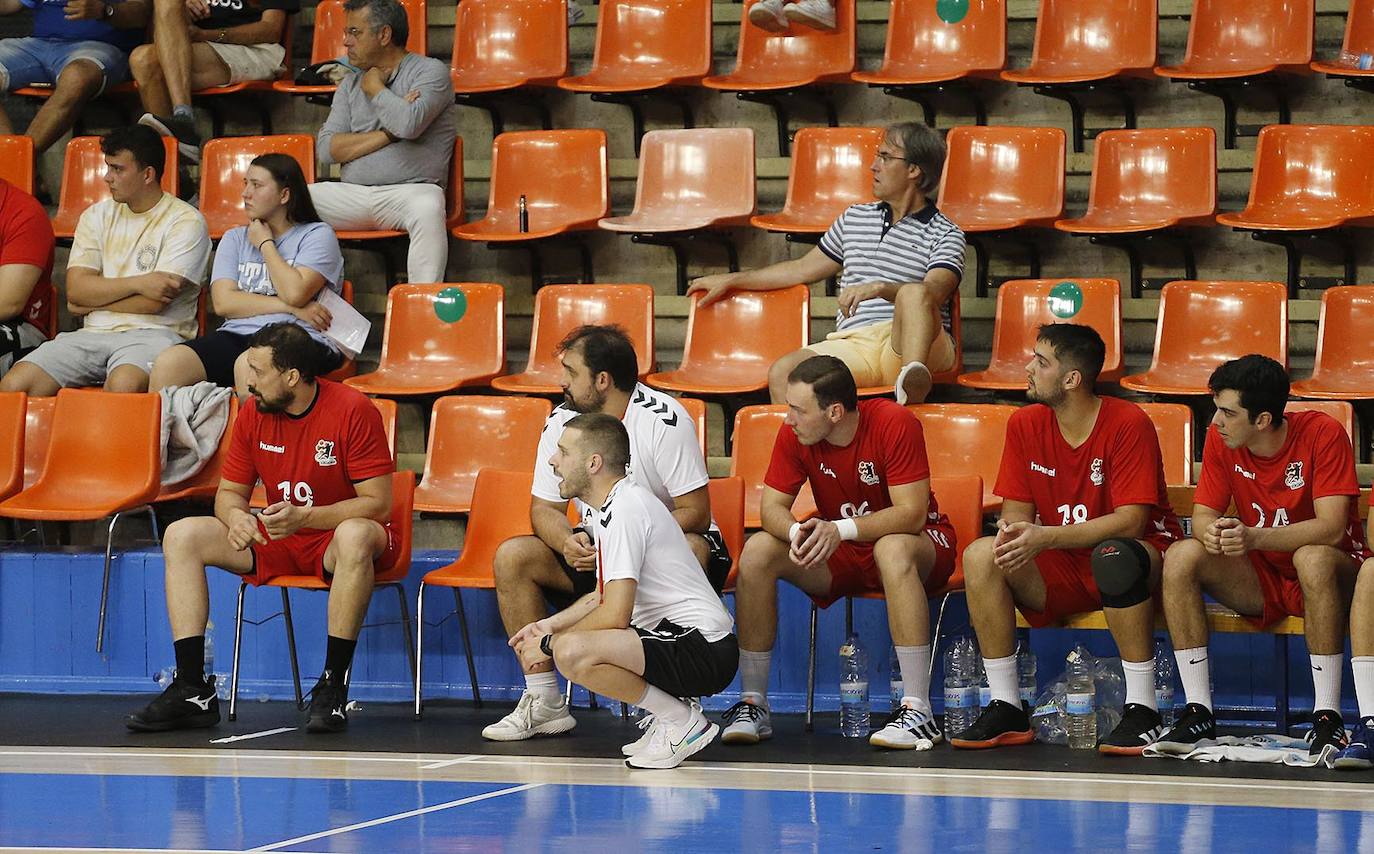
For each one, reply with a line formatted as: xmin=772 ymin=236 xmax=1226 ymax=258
xmin=890 ymin=680 xmax=903 ymax=701
xmin=943 ymin=686 xmax=967 ymax=709
xmin=1020 ymin=687 xmax=1036 ymax=705
xmin=979 ymin=685 xmax=991 ymax=707
xmin=840 ymin=682 xmax=868 ymax=704
xmin=1156 ymin=687 xmax=1174 ymax=709
xmin=1066 ymin=692 xmax=1094 ymax=715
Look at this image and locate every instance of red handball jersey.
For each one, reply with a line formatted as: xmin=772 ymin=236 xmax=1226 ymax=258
xmin=994 ymin=396 xmax=1183 ymax=557
xmin=1194 ymin=410 xmax=1366 ymax=575
xmin=764 ymin=398 xmax=950 ymax=530
xmin=0 ymin=179 xmax=55 ymax=334
xmin=222 ymin=380 xmax=394 ymax=535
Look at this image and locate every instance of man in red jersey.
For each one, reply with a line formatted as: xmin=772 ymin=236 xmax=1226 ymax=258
xmin=127 ymin=322 xmax=396 ymax=734
xmin=719 ymin=355 xmax=958 ymax=750
xmin=0 ymin=177 xmax=54 ymax=375
xmin=1156 ymin=355 xmax=1367 ymax=760
xmin=952 ymin=324 xmax=1183 ymax=755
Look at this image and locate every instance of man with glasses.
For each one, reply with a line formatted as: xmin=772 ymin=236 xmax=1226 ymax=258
xmin=689 ymin=121 xmax=964 ymax=405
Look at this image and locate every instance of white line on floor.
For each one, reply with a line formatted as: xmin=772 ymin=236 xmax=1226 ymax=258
xmin=209 ymin=728 xmax=297 ymax=744
xmin=420 ymin=754 xmax=481 ymax=769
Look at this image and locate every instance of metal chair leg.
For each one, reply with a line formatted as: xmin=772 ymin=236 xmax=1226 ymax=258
xmin=394 ymin=583 xmax=417 ymax=689
xmin=229 ymin=581 xmax=247 ymax=721
xmin=280 ymin=588 xmax=303 ymax=709
xmin=96 ymin=510 xmax=123 ymax=653
xmin=453 ymin=588 xmax=482 ymax=706
xmin=805 ymin=602 xmax=818 ymax=732
xmin=930 ymin=592 xmax=954 ymax=679
xmin=414 ymin=581 xmax=426 ymax=719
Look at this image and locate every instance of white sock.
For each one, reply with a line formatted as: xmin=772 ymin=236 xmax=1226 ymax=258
xmin=1353 ymin=657 xmax=1374 ymax=719
xmin=984 ymin=654 xmax=1019 ymax=706
xmin=1122 ymin=657 xmax=1157 ymax=711
xmin=739 ymin=649 xmax=772 ymax=703
xmin=525 ymin=670 xmax=559 ymax=701
xmin=637 ymin=684 xmax=692 ymax=727
xmin=1175 ymin=646 xmax=1212 ymax=711
xmin=895 ymin=644 xmax=932 ymax=715
xmin=1311 ymin=653 xmax=1343 ymax=714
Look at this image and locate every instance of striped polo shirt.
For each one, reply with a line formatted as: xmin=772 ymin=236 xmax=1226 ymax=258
xmin=818 ymin=201 xmax=966 ymax=333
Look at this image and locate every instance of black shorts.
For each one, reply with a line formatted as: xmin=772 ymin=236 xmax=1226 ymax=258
xmin=547 ymin=530 xmax=733 ymax=610
xmin=181 ymin=330 xmax=344 ymax=387
xmin=638 ymin=619 xmax=739 ymax=698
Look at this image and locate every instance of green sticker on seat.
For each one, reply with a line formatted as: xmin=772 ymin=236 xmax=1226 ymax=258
xmin=433 ymin=287 xmax=468 ymax=323
xmin=937 ymin=0 xmax=970 ymax=24
xmin=1048 ymin=281 xmax=1083 ymax=318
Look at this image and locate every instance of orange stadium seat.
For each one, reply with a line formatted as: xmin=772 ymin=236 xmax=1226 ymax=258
xmin=1137 ymin=402 xmax=1194 ymax=487
xmin=413 ymin=396 xmax=551 ymax=514
xmin=750 ymin=126 xmax=882 ymax=238
xmin=272 ymin=0 xmax=427 ymax=101
xmin=0 ymin=135 xmax=34 ymax=194
xmin=21 ymin=396 xmax=52 ymax=491
xmin=51 ymin=136 xmax=178 ymax=239
xmin=678 ymin=395 xmax=709 ymax=457
xmin=1311 ymin=0 xmax=1374 ymax=89
xmin=450 ymin=0 xmax=568 ymax=133
xmin=492 ymin=284 xmax=654 ymax=394
xmin=319 ymin=281 xmax=360 ymax=383
xmin=0 ymin=392 xmax=26 ymax=504
xmin=958 ymin=278 xmax=1123 ymax=390
xmin=1290 ymin=286 xmax=1374 ymax=401
xmin=907 ymin=402 xmax=1018 ymax=510
xmin=1286 ymin=400 xmax=1355 ymax=443
xmin=199 ymin=135 xmax=315 ymax=239
xmin=156 ymin=397 xmax=238 ymax=503
xmin=1121 ymin=280 xmax=1288 ymax=396
xmin=729 ymin=404 xmax=818 ymax=528
xmin=710 ymin=476 xmax=746 ymax=591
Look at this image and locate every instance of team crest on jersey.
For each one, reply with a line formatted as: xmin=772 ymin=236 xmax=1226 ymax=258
xmin=1284 ymin=461 xmax=1304 ymax=490
xmin=857 ymin=460 xmax=879 ymax=485
xmin=1090 ymin=457 xmax=1104 ymax=487
xmin=314 ymin=439 xmax=338 ymax=467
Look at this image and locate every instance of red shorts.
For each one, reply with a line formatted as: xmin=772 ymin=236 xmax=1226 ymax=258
xmin=1016 ymin=534 xmax=1175 ymax=628
xmin=1243 ymin=546 xmax=1370 ymax=629
xmin=812 ymin=522 xmax=958 ymax=609
xmin=248 ymin=523 xmax=401 ymax=586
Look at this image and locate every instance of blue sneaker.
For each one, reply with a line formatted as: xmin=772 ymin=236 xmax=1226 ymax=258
xmin=1333 ymin=716 xmax=1374 ymax=770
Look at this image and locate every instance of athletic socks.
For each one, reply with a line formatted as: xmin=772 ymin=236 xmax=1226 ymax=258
xmin=1311 ymin=653 xmax=1344 ymax=713
xmin=637 ymin=684 xmax=692 ymax=727
xmin=323 ymin=635 xmax=357 ymax=685
xmin=894 ymin=644 xmax=933 ymax=715
xmin=984 ymin=654 xmax=1019 ymax=706
xmin=173 ymin=635 xmax=205 ymax=682
xmin=1122 ymin=658 xmax=1158 ymax=711
xmin=172 ymin=104 xmax=194 ymax=122
xmin=1176 ymin=646 xmax=1213 ymax=711
xmin=1353 ymin=656 xmax=1374 ymax=718
xmin=739 ymin=649 xmax=772 ymax=702
xmin=524 ymin=669 xmax=561 ymax=702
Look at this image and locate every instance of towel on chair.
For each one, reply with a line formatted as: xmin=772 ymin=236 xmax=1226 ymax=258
xmin=159 ymin=383 xmax=233 ymax=487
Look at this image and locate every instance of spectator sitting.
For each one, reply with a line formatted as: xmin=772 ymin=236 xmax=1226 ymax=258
xmin=131 ymin=0 xmax=298 ymax=163
xmin=0 ymin=124 xmax=209 ymax=396
xmin=310 ymin=0 xmax=456 ymax=285
xmin=150 ymin=152 xmax=344 ymax=395
xmin=0 ymin=177 xmax=56 ymax=374
xmin=0 ymin=0 xmax=150 ymax=159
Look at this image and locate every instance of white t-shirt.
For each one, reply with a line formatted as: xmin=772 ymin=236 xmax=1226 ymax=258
xmin=593 ymin=478 xmax=734 ymax=642
xmin=68 ymin=194 xmax=210 ymax=339
xmin=532 ymin=383 xmax=713 ymax=535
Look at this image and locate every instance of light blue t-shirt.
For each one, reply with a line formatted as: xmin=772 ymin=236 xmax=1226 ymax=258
xmin=211 ymin=221 xmax=345 ymax=351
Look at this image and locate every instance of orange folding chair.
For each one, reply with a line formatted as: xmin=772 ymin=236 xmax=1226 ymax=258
xmin=711 ymin=476 xmax=746 ymax=592
xmin=908 ymin=403 xmax=1017 ymax=510
xmin=21 ymin=396 xmax=52 ymax=492
xmin=200 ymin=135 xmax=315 ymax=239
xmin=414 ymin=396 xmax=551 ymax=514
xmin=1286 ymin=400 xmax=1355 ymax=444
xmin=272 ymin=0 xmax=428 ymax=103
xmin=0 ymin=392 xmax=27 ymax=504
xmin=450 ymin=0 xmax=568 ymax=134
xmin=678 ymin=396 xmax=709 ymax=457
xmin=156 ymin=396 xmax=238 ymax=503
xmin=1311 ymin=0 xmax=1374 ymax=92
xmin=52 ymin=136 xmax=178 ymax=240
xmin=750 ymin=126 xmax=882 ymax=246
xmin=1137 ymin=402 xmax=1194 ymax=487
xmin=1290 ymin=286 xmax=1374 ymax=401
xmin=0 ymin=135 xmax=34 ymax=194
xmin=729 ymin=404 xmax=818 ymax=529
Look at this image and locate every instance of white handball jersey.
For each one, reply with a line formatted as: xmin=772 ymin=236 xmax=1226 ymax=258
xmin=592 ymin=478 xmax=734 ymax=642
xmin=532 ymin=383 xmax=714 ymax=537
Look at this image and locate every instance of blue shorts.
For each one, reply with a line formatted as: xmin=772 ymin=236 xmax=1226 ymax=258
xmin=0 ymin=37 xmax=130 ymax=93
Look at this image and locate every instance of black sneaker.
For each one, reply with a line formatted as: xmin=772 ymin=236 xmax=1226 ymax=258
xmin=126 ymin=673 xmax=219 ymax=732
xmin=306 ymin=672 xmax=349 ymax=733
xmin=1153 ymin=702 xmax=1216 ymax=752
xmin=949 ymin=699 xmax=1034 ymax=749
xmin=1098 ymin=703 xmax=1165 ymax=756
xmin=1307 ymin=709 xmax=1349 ymax=758
xmin=138 ymin=112 xmax=202 ymax=164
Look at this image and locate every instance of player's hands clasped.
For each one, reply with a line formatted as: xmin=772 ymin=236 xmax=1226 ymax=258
xmin=226 ymin=509 xmax=267 ymax=551
xmin=259 ymin=501 xmax=310 ymax=540
xmin=993 ymin=519 xmax=1047 ymax=573
xmin=562 ymin=530 xmax=596 ymax=571
xmin=789 ymin=518 xmax=841 ymax=569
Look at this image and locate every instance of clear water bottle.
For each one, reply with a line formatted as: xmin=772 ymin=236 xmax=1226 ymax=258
xmin=1155 ymin=639 xmax=1176 ymax=727
xmin=839 ymin=633 xmax=870 ymax=737
xmin=978 ymin=663 xmax=991 ymax=710
xmin=203 ymin=620 xmax=215 ymax=677
xmin=1066 ymin=653 xmax=1097 ymax=749
xmin=942 ymin=638 xmax=977 ymax=735
xmin=1018 ymin=643 xmax=1038 ymax=709
xmin=889 ymin=648 xmax=904 ymax=713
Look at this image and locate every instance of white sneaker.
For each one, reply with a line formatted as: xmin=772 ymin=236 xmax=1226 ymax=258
xmin=869 ymin=704 xmax=943 ymax=750
xmin=481 ymin=692 xmax=576 ymax=742
xmin=784 ymin=0 xmax=837 ymax=31
xmin=748 ymin=0 xmax=789 ymax=32
xmin=566 ymin=0 xmax=583 ymax=26
xmin=625 ymin=704 xmax=720 ymax=769
xmin=894 ymin=360 xmax=932 ymax=405
xmin=720 ymin=699 xmax=773 ymax=744
xmin=621 ymin=712 xmax=658 ymax=756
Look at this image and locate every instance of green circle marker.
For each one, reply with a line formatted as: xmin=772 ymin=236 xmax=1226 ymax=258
xmin=1048 ymin=281 xmax=1083 ymax=319
xmin=936 ymin=0 xmax=970 ymax=24
xmin=433 ymin=286 xmax=467 ymax=323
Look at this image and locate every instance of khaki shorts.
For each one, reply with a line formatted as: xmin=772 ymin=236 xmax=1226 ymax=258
xmin=207 ymin=42 xmax=285 ymax=84
xmin=807 ymin=320 xmax=956 ymax=388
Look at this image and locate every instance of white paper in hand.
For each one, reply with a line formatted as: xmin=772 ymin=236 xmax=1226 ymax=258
xmin=314 ymin=286 xmax=370 ymax=359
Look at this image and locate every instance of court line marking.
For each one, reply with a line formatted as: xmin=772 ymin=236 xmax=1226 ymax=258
xmin=247 ymin=782 xmax=543 ymax=852
xmin=209 ymin=728 xmax=297 ymax=744
xmin=419 ymin=754 xmax=481 ymax=769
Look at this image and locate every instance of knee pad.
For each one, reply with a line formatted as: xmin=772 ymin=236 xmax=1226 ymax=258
xmin=1091 ymin=538 xmax=1152 ymax=608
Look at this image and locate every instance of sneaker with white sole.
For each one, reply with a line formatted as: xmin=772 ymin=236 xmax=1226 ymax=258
xmin=720 ymin=699 xmax=773 ymax=744
xmin=481 ymin=692 xmax=576 ymax=741
xmin=625 ymin=704 xmax=720 ymax=769
xmin=869 ymin=704 xmax=943 ymax=750
xmin=622 ymin=712 xmax=658 ymax=756
xmin=748 ymin=0 xmax=789 ymax=31
xmin=894 ymin=360 xmax=932 ymax=405
xmin=784 ymin=0 xmax=836 ymax=31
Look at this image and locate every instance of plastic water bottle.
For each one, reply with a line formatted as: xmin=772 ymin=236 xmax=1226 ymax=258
xmin=839 ymin=633 xmax=870 ymax=737
xmin=1018 ymin=643 xmax=1038 ymax=709
xmin=978 ymin=659 xmax=991 ymax=710
xmin=889 ymin=648 xmax=903 ymax=713
xmin=203 ymin=620 xmax=215 ymax=677
xmin=1155 ymin=639 xmax=1176 ymax=727
xmin=1066 ymin=653 xmax=1097 ymax=749
xmin=942 ymin=638 xmax=977 ymax=735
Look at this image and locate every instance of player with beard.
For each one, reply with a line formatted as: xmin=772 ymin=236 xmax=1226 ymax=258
xmin=482 ymin=323 xmax=730 ymax=742
xmin=950 ymin=324 xmax=1183 ymax=755
xmin=127 ymin=322 xmax=396 ymax=734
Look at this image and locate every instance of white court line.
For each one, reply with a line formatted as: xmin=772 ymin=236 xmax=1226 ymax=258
xmin=247 ymin=782 xmax=543 ymax=852
xmin=209 ymin=728 xmax=297 ymax=744
xmin=420 ymin=755 xmax=481 ymax=770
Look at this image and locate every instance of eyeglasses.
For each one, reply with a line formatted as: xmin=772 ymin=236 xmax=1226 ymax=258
xmin=873 ymin=151 xmax=911 ymax=165
xmin=343 ymin=27 xmax=368 ymax=38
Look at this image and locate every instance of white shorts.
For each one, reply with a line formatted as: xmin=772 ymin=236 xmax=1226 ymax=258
xmin=207 ymin=42 xmax=285 ymax=84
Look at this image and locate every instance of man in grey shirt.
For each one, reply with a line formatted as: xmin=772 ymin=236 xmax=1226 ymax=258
xmin=310 ymin=0 xmax=455 ymax=284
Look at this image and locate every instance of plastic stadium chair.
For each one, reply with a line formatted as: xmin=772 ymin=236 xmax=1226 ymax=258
xmin=938 ymin=125 xmax=1066 ymax=296
xmin=710 ymin=476 xmax=746 ymax=591
xmin=907 ymin=402 xmax=1018 ymax=510
xmin=228 ymin=470 xmax=416 ymax=719
xmin=452 ymin=130 xmax=608 ymax=289
xmin=1311 ymin=0 xmax=1374 ymax=91
xmin=702 ymin=0 xmax=857 ymax=155
xmin=1286 ymin=400 xmax=1355 ymax=443
xmin=1291 ymin=287 xmax=1374 ymax=401
xmin=413 ymin=396 xmax=551 ymax=514
xmin=646 ymin=285 xmax=810 ymax=396
xmin=729 ymin=404 xmax=818 ymax=529
xmin=200 ymin=135 xmax=315 ymax=239
xmin=750 ymin=126 xmax=882 ymax=240
xmin=557 ymin=0 xmax=713 ymax=154
xmin=1001 ymin=0 xmax=1157 ymax=152
xmin=21 ymin=396 xmax=52 ymax=491
xmin=0 ymin=389 xmax=162 ymax=652
xmin=319 ymin=281 xmax=360 ymax=383
xmin=0 ymin=135 xmax=34 ymax=194
xmin=958 ymin=278 xmax=1123 ymax=390
xmin=851 ymin=0 xmax=1005 ymax=125
xmin=1137 ymin=402 xmax=1194 ymax=487
xmin=1121 ymin=280 xmax=1288 ymax=396
xmin=450 ymin=0 xmax=568 ymax=134
xmin=599 ymin=128 xmax=757 ymax=294
xmin=52 ymin=136 xmax=178 ymax=239
xmin=345 ymin=283 xmax=505 ymax=396
xmin=414 ymin=468 xmax=535 ymax=712
xmin=156 ymin=397 xmax=238 ymax=503
xmin=0 ymin=392 xmax=26 ymax=504
xmin=491 ymin=283 xmax=654 ymax=394
xmin=272 ymin=0 xmax=428 ymax=102
xmin=1214 ymin=125 xmax=1374 ymax=295
xmin=678 ymin=395 xmax=709 ymax=457
xmin=1055 ymin=128 xmax=1217 ymax=297
xmin=1155 ymin=0 xmax=1314 ymax=148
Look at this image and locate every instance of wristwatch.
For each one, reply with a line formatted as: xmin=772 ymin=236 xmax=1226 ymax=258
xmin=539 ymin=634 xmax=554 ymax=657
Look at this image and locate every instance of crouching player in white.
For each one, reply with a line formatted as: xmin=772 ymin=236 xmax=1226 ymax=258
xmin=510 ymin=412 xmax=739 ymax=769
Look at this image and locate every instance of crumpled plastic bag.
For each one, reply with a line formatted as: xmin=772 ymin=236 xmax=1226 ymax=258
xmin=1030 ymin=645 xmax=1125 ymax=744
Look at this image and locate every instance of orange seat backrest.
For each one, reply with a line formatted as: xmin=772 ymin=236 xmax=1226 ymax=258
xmin=1306 ymin=286 xmax=1374 ymax=385
xmin=1137 ymin=402 xmax=1194 ymax=487
xmin=451 ymin=0 xmax=567 ymax=86
xmin=375 ymin=470 xmax=416 ymax=583
xmin=200 ymin=135 xmax=315 ymax=237
xmin=907 ymin=403 xmax=1018 ymax=501
xmin=939 ymin=126 xmax=1066 ymax=228
xmin=521 ymin=284 xmax=654 ymax=380
xmin=677 ymin=396 xmax=708 ymax=457
xmin=1177 ymin=0 xmax=1313 ymax=74
xmin=710 ymin=475 xmax=745 ymax=589
xmin=929 ymin=474 xmax=983 ymax=574
xmin=374 ymin=283 xmax=506 ymax=376
xmin=1022 ymin=0 xmax=1156 ymax=77
xmin=678 ymin=285 xmax=809 ymax=379
xmin=1339 ymin=0 xmax=1374 ymax=56
xmin=158 ymin=396 xmax=239 ymax=498
xmin=53 ymin=136 xmax=178 ymax=237
xmin=22 ymin=396 xmax=52 ymax=491
xmin=0 ymin=392 xmax=26 ymax=502
xmin=456 ymin=469 xmax=536 ymax=577
xmin=1146 ymin=280 xmax=1288 ymax=376
xmin=1081 ymin=128 xmax=1217 ymax=226
xmin=629 ymin=128 xmax=757 ymax=223
xmin=772 ymin=126 xmax=883 ymax=227
xmin=0 ymin=135 xmax=34 ymax=195
xmin=1236 ymin=125 xmax=1374 ymax=223
xmin=585 ymin=0 xmax=713 ymax=83
xmin=28 ymin=389 xmax=161 ymax=507
xmin=309 ymin=0 xmax=427 ymax=63
xmin=985 ymin=279 xmax=1123 ymax=380
xmin=481 ymin=130 xmax=609 ymax=232
xmin=728 ymin=0 xmax=856 ymax=82
xmin=872 ymin=0 xmax=1004 ymax=78
xmin=1286 ymin=400 xmax=1355 ymax=442
xmin=732 ymin=405 xmax=821 ymax=526
xmin=418 ymin=396 xmax=551 ymax=512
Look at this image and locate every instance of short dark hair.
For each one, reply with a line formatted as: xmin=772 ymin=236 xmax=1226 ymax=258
xmin=556 ymin=324 xmax=638 ymax=393
xmin=1208 ymin=354 xmax=1289 ymax=426
xmin=249 ymin=153 xmax=321 ymax=225
xmin=1036 ymin=323 xmax=1106 ymax=387
xmin=101 ymin=125 xmax=166 ymax=180
xmin=787 ymin=355 xmax=858 ymax=412
xmin=886 ymin=122 xmax=946 ymax=196
xmin=344 ymin=0 xmax=409 ymax=47
xmin=565 ymin=412 xmax=631 ymax=472
xmin=249 ymin=322 xmax=328 ymax=382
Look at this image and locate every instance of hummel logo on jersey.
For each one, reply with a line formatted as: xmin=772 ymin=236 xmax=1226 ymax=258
xmin=259 ymin=442 xmax=285 ymax=454
xmin=1030 ymin=461 xmax=1056 ymax=477
xmin=314 ymin=439 xmax=337 ymax=467
xmin=819 ymin=463 xmax=837 ymax=479
xmin=185 ymin=694 xmax=213 ymax=711
xmin=1234 ymin=464 xmax=1256 ymax=480
xmin=857 ymin=461 xmax=879 ymax=485
xmin=1285 ymin=461 xmax=1305 ymax=490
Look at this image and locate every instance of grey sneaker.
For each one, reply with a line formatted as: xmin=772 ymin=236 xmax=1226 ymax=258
xmin=481 ymin=692 xmax=576 ymax=741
